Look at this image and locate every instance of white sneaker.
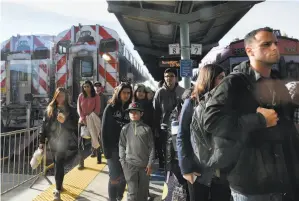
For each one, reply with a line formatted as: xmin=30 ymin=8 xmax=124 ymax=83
xmin=53 ymin=189 xmax=61 ymax=201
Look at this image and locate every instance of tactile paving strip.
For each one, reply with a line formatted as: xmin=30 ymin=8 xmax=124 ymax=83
xmin=33 ymin=156 xmax=106 ymax=201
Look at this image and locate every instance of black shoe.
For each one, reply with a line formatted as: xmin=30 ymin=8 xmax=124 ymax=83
xmin=78 ymin=158 xmax=84 ymax=170
xmin=97 ymin=158 xmax=102 ymax=164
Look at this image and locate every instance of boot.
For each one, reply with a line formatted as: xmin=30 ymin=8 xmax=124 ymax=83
xmin=78 ymin=153 xmax=84 ymax=170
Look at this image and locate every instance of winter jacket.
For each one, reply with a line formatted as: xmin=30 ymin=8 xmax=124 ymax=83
xmin=101 ymin=103 xmax=130 ymax=159
xmin=39 ymin=106 xmax=78 ymax=152
xmin=153 ymin=83 xmax=185 ymax=131
xmin=119 ymin=121 xmax=155 ymax=168
xmin=203 ymin=60 xmax=299 ymax=196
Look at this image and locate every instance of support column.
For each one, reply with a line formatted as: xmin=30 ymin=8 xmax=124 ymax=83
xmin=180 ymin=22 xmax=191 ymax=89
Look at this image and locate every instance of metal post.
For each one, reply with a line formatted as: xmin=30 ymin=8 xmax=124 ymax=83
xmin=26 ymin=103 xmax=31 ymax=129
xmin=180 ymin=22 xmax=191 ymax=89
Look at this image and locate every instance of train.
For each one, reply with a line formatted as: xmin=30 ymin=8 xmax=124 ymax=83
xmin=0 ymin=24 xmax=156 ymax=131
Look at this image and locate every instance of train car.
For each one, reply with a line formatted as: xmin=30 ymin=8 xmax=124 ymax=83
xmin=1 ymin=24 xmax=156 ymax=130
xmin=1 ymin=35 xmax=55 ymax=129
xmin=55 ymin=24 xmax=154 ymax=103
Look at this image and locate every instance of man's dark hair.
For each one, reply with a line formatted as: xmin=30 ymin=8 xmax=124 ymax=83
xmin=244 ymin=27 xmax=274 ymax=47
xmin=164 ymin=68 xmax=177 ymax=77
xmin=94 ymin=81 xmax=102 ymax=87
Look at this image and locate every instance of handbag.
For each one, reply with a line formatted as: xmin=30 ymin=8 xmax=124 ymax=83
xmin=162 ymin=171 xmax=188 ymax=201
xmin=80 ymin=125 xmax=91 ymax=139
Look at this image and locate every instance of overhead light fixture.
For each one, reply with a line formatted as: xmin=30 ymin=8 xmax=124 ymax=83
xmin=102 ymin=53 xmax=111 ymax=61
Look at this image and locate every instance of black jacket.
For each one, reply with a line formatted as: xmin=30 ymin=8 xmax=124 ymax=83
xmin=101 ymin=104 xmax=130 ymax=159
xmin=136 ymin=99 xmax=154 ymax=129
xmin=165 ymin=88 xmax=192 ymax=171
xmin=203 ymin=61 xmax=299 ymax=195
xmin=39 ymin=106 xmax=78 ymax=151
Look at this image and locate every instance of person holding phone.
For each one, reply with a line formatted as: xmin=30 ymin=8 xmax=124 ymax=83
xmin=39 ymin=87 xmax=78 ymax=201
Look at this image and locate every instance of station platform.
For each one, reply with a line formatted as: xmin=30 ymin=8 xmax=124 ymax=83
xmin=2 ymin=155 xmax=164 ymax=201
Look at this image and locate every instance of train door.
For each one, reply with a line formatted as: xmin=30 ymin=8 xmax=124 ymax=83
xmin=72 ymin=56 xmax=94 ymax=103
xmin=8 ymin=60 xmax=31 ymax=104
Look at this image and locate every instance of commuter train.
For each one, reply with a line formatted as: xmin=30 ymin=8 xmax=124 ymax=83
xmin=0 ymin=24 xmax=156 ymax=130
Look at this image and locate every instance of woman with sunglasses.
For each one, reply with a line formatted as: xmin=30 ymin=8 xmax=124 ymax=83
xmin=77 ymin=80 xmax=101 ymax=168
xmin=39 ymin=87 xmax=78 ymax=201
xmin=101 ymin=82 xmax=133 ymax=201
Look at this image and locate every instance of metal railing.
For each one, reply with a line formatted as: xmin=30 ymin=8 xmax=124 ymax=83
xmin=0 ymin=127 xmax=52 ymax=195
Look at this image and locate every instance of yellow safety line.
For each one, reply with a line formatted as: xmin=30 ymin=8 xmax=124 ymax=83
xmin=33 ymin=156 xmax=106 ymax=201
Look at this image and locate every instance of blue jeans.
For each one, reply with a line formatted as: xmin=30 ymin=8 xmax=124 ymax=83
xmin=231 ymin=190 xmax=283 ymax=201
xmin=106 ymin=150 xmax=126 ymax=201
xmin=107 ymin=150 xmax=124 ymax=180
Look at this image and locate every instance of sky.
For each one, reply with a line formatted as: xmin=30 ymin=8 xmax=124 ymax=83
xmin=1 ymin=0 xmax=299 ymax=77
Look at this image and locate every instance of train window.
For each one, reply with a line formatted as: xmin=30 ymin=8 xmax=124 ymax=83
xmin=33 ymin=47 xmax=50 ymax=59
xmin=57 ymin=40 xmax=71 ymax=54
xmin=81 ymin=60 xmax=93 ymax=77
xmin=10 ymin=64 xmax=28 ymax=81
xmin=99 ymin=38 xmax=117 ymax=53
xmin=1 ymin=48 xmax=9 ymax=61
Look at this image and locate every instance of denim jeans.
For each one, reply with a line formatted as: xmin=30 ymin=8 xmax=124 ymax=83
xmin=106 ymin=150 xmax=126 ymax=201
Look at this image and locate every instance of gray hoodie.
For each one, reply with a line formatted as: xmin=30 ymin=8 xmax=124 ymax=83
xmin=119 ymin=121 xmax=155 ymax=168
xmin=153 ymin=83 xmax=185 ymax=129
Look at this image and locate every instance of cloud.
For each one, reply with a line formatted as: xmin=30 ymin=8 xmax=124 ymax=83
xmin=3 ymin=0 xmax=117 ymax=23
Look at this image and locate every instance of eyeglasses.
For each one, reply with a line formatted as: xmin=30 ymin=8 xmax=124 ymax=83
xmin=165 ymin=75 xmax=175 ymax=78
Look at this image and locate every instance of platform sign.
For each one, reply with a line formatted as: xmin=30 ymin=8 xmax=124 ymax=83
xmin=180 ymin=59 xmax=193 ymax=77
xmin=191 ymin=44 xmax=202 ymax=55
xmin=169 ymin=44 xmax=180 ymax=55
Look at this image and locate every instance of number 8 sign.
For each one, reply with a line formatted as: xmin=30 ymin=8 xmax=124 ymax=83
xmin=169 ymin=44 xmax=180 ymax=55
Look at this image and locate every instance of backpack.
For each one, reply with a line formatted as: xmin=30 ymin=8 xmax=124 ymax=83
xmin=190 ymin=72 xmax=253 ymax=169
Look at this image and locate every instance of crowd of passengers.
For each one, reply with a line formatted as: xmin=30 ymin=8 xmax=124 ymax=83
xmin=38 ymin=27 xmax=299 ymax=201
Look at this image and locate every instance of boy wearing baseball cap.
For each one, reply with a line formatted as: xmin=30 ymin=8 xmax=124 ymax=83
xmin=119 ymin=102 xmax=155 ymax=201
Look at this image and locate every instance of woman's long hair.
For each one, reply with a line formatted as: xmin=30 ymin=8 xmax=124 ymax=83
xmin=191 ymin=64 xmax=224 ymax=102
xmin=108 ymin=82 xmax=132 ymax=107
xmin=81 ymin=80 xmax=96 ymax=98
xmin=47 ymin=87 xmax=71 ymax=117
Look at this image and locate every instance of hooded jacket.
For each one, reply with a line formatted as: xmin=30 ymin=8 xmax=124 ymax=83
xmin=153 ymin=83 xmax=185 ymax=130
xmin=203 ymin=61 xmax=299 ymax=196
xmin=101 ymin=85 xmax=131 ymax=159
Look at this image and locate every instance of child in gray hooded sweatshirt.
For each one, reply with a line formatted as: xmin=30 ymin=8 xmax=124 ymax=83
xmin=119 ymin=102 xmax=155 ymax=201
